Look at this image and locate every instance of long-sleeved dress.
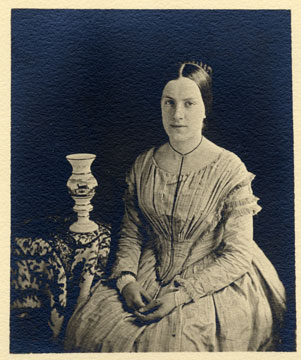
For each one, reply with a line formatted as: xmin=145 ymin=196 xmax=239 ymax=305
xmin=64 ymin=139 xmax=286 ymax=352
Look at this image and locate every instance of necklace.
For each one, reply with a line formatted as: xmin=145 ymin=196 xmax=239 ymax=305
xmin=161 ymin=135 xmax=203 ymax=282
xmin=168 ymin=136 xmax=203 ymax=157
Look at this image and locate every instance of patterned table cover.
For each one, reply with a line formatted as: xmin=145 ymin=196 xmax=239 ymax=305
xmin=11 ymin=219 xmax=112 ymax=345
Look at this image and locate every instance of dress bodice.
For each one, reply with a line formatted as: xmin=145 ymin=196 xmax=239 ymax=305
xmin=122 ymin=140 xmax=261 ymax=283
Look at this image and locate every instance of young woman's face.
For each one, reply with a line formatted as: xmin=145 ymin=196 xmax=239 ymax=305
xmin=161 ymin=77 xmax=205 ymax=143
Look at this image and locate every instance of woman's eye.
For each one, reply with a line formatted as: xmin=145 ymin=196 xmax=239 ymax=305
xmin=165 ymin=99 xmax=174 ymax=105
xmin=185 ymin=101 xmax=195 ymax=107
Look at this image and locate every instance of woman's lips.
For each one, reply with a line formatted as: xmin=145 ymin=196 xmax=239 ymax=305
xmin=170 ymin=124 xmax=187 ymax=128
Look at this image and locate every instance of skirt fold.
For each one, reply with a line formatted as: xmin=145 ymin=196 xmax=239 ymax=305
xmin=64 ymin=246 xmax=285 ymax=352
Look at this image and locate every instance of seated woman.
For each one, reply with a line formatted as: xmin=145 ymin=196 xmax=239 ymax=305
xmin=64 ymin=61 xmax=286 ymax=352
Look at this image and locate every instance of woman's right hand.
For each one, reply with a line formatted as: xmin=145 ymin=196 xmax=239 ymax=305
xmin=121 ymin=281 xmax=152 ymax=311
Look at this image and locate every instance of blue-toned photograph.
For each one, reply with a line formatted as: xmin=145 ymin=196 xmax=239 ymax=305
xmin=10 ymin=9 xmax=294 ymax=352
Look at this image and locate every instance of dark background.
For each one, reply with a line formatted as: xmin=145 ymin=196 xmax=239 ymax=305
xmin=11 ymin=9 xmax=294 ymax=351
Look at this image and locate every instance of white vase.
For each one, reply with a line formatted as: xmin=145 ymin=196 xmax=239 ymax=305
xmin=66 ymin=153 xmax=98 ymax=233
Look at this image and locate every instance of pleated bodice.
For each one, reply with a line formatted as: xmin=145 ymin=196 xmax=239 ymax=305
xmin=116 ymin=142 xmax=261 ymax=284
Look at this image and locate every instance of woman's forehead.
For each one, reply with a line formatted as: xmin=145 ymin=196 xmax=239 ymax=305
xmin=162 ymin=77 xmax=201 ymax=98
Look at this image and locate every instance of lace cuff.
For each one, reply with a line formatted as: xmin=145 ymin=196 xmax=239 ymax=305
xmin=173 ymin=275 xmax=204 ymax=302
xmin=116 ymin=273 xmax=136 ymax=293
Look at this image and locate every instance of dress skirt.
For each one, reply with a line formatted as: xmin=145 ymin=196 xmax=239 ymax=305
xmin=64 ymin=241 xmax=285 ymax=352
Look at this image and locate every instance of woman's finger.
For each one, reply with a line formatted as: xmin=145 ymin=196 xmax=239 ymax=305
xmin=138 ymin=299 xmax=160 ymax=313
xmin=133 ymin=295 xmax=146 ymax=310
xmin=134 ymin=311 xmax=149 ymax=323
xmin=135 ymin=309 xmax=162 ymax=322
xmin=141 ymin=289 xmax=152 ymax=303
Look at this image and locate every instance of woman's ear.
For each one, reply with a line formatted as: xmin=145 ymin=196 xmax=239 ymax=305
xmin=202 ymin=117 xmax=207 ymax=131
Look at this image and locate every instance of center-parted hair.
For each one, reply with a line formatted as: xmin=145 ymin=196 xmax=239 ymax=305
xmin=177 ymin=61 xmax=213 ymax=118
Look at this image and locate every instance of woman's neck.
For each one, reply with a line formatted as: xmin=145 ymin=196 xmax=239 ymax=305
xmin=169 ymin=135 xmax=203 ymax=156
xmin=154 ymin=136 xmax=223 ymax=175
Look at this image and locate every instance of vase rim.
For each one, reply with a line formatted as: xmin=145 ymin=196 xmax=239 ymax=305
xmin=66 ymin=153 xmax=96 ymax=160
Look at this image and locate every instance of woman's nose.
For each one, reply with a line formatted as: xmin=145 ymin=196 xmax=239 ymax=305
xmin=174 ymin=104 xmax=184 ymax=120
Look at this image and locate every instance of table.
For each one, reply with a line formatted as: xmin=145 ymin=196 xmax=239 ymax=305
xmin=11 ymin=217 xmax=111 ymax=351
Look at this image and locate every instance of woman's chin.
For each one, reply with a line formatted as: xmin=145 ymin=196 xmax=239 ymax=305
xmin=167 ymin=132 xmax=189 ymax=142
xmin=168 ymin=133 xmax=201 ymax=144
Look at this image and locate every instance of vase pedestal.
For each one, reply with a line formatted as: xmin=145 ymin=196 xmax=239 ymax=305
xmin=66 ymin=153 xmax=98 ymax=234
xmin=69 ymin=195 xmax=98 ymax=233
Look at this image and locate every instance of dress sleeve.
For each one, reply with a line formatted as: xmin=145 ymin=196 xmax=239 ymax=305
xmin=110 ymin=163 xmax=146 ymax=279
xmin=174 ymin=182 xmax=261 ymax=305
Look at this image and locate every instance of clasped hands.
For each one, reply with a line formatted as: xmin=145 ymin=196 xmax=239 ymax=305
xmin=121 ymin=281 xmax=176 ymax=323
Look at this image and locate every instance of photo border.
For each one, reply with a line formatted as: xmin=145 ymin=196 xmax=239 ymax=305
xmin=1 ymin=1 xmax=299 ymax=359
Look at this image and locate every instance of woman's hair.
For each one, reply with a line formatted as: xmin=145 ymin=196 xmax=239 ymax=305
xmin=176 ymin=61 xmax=213 ymax=118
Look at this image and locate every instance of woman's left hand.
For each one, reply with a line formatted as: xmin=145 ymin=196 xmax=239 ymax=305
xmin=134 ymin=292 xmax=176 ymax=323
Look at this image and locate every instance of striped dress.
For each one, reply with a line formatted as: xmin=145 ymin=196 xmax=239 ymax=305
xmin=64 ymin=142 xmax=286 ymax=352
